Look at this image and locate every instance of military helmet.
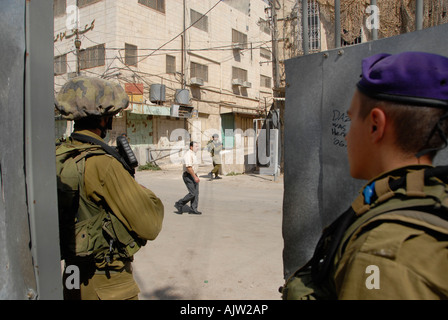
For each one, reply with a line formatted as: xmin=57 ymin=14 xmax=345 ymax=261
xmin=55 ymin=76 xmax=129 ymax=120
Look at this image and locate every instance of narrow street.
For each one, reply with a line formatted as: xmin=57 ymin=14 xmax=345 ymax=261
xmin=132 ymin=167 xmax=284 ymax=300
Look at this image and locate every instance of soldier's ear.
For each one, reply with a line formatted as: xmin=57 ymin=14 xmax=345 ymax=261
xmin=369 ymin=108 xmax=386 ymax=143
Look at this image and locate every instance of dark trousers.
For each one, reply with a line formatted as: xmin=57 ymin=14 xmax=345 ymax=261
xmin=178 ymin=172 xmax=199 ymax=211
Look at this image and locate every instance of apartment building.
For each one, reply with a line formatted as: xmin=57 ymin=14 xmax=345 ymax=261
xmin=54 ymin=0 xmax=273 ymax=171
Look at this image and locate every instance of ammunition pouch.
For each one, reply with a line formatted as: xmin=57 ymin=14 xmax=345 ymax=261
xmin=281 ymin=264 xmax=336 ymax=300
xmin=56 ymin=138 xmax=145 ymax=264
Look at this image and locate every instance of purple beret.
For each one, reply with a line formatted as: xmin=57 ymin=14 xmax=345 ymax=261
xmin=357 ymin=52 xmax=448 ymax=108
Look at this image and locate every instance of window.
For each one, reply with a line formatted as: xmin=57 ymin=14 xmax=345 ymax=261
xmin=232 ymin=67 xmax=247 ymax=82
xmin=78 ymin=0 xmax=102 ymax=8
xmin=190 ymin=62 xmax=208 ymax=82
xmin=138 ymin=0 xmax=165 ymax=13
xmin=260 ymin=75 xmax=271 ymax=88
xmin=53 ymin=0 xmax=66 ymax=17
xmin=191 ymin=9 xmax=208 ymax=32
xmin=260 ymin=48 xmax=271 ymax=60
xmin=54 ymin=54 xmax=67 ymax=75
xmin=232 ymin=29 xmax=248 ymax=49
xmin=307 ymin=0 xmax=320 ymax=52
xmin=341 ymin=29 xmax=362 ymax=47
xmin=166 ymin=55 xmax=176 ymax=74
xmin=298 ymin=0 xmax=321 ymax=53
xmin=125 ymin=43 xmax=138 ymax=67
xmin=79 ymin=44 xmax=105 ymax=70
xmin=259 ymin=20 xmax=271 ymax=35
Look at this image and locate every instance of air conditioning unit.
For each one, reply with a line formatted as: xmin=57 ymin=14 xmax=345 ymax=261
xmin=232 ymin=78 xmax=244 ymax=86
xmin=232 ymin=42 xmax=244 ymax=50
xmin=190 ymin=77 xmax=204 ymax=86
xmin=242 ymin=81 xmax=252 ymax=88
xmin=170 ymin=104 xmax=194 ymax=118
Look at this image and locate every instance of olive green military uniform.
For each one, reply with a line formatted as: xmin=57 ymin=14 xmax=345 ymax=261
xmin=282 ymin=166 xmax=448 ymax=300
xmin=58 ymin=130 xmax=164 ymax=300
xmin=55 ymin=77 xmax=164 ymax=300
xmin=207 ymin=140 xmax=222 ymax=178
xmin=335 ymin=166 xmax=448 ymax=299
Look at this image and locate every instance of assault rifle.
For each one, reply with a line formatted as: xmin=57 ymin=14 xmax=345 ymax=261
xmin=71 ymin=132 xmax=138 ymax=177
xmin=116 ymin=135 xmax=138 ymax=171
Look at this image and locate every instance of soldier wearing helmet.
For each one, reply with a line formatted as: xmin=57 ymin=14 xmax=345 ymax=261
xmin=55 ymin=77 xmax=164 ymax=300
xmin=282 ymin=52 xmax=448 ymax=300
xmin=207 ymin=133 xmax=223 ymax=180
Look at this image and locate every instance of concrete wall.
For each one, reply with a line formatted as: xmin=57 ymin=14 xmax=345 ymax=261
xmin=283 ymin=23 xmax=448 ymax=279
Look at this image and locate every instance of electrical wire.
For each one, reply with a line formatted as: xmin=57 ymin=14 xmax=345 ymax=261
xmin=54 ymin=0 xmax=274 ymax=108
xmin=134 ymin=0 xmax=223 ymax=65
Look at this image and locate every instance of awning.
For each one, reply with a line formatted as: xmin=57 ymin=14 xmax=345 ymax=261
xmin=126 ymin=103 xmax=171 ymax=116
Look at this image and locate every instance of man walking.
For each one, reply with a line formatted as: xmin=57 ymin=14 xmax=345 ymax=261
xmin=175 ymin=141 xmax=202 ymax=215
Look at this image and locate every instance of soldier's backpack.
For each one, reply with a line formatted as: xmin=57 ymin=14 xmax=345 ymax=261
xmin=55 ymin=137 xmax=145 ymax=263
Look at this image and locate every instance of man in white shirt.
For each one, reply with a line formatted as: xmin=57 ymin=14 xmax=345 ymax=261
xmin=175 ymin=141 xmax=202 ymax=215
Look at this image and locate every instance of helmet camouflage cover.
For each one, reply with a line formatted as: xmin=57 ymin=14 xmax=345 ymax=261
xmin=55 ymin=76 xmax=129 ymax=120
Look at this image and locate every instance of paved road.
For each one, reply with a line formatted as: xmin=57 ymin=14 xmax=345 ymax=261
xmin=132 ymin=166 xmax=284 ymax=300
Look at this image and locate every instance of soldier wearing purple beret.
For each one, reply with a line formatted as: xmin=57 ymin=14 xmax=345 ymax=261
xmin=282 ymin=52 xmax=448 ymax=300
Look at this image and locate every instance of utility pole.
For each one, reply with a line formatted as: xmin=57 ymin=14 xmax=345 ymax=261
xmin=54 ymin=1 xmax=95 ymax=76
xmin=182 ymin=0 xmax=187 ymax=89
xmin=65 ymin=24 xmax=95 ymax=75
xmin=269 ymin=0 xmax=283 ymax=177
xmin=270 ymin=1 xmax=281 ymax=97
xmin=70 ymin=29 xmax=83 ymax=76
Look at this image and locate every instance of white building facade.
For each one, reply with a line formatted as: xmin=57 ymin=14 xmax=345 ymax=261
xmin=54 ymin=0 xmax=274 ymax=172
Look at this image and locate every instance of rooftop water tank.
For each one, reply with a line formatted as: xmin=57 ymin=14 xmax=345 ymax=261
xmin=150 ymin=84 xmax=166 ymax=103
xmin=175 ymin=89 xmax=190 ymax=105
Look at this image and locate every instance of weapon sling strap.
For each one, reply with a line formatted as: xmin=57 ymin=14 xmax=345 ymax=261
xmin=310 ymin=165 xmax=448 ymax=286
xmin=71 ymin=132 xmax=135 ymax=177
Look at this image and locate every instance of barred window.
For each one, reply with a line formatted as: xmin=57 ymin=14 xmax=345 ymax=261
xmin=308 ymin=0 xmax=321 ymax=51
xmin=190 ymin=62 xmax=208 ymax=82
xmin=341 ymin=29 xmax=362 ymax=47
xmin=125 ymin=43 xmax=138 ymax=67
xmin=166 ymin=55 xmax=176 ymax=74
xmin=78 ymin=0 xmax=102 ymax=8
xmin=138 ymin=0 xmax=165 ymax=13
xmin=297 ymin=0 xmax=321 ymax=53
xmin=53 ymin=0 xmax=66 ymax=17
xmin=191 ymin=9 xmax=208 ymax=32
xmin=232 ymin=67 xmax=247 ymax=82
xmin=232 ymin=29 xmax=248 ymax=49
xmin=260 ymin=75 xmax=271 ymax=88
xmin=79 ymin=44 xmax=105 ymax=70
xmin=54 ymin=54 xmax=67 ymax=75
